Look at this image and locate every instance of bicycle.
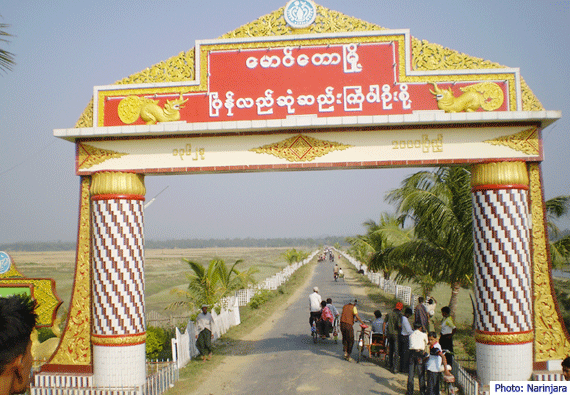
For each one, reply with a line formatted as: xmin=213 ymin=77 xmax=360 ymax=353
xmin=356 ymin=321 xmax=371 ymax=363
xmin=441 ymin=350 xmax=457 ymax=395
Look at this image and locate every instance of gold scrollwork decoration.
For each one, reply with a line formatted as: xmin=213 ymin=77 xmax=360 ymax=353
xmin=529 ymin=164 xmax=570 ymax=361
xmin=77 ymin=143 xmax=128 ymax=170
xmin=250 ymin=134 xmax=351 ymax=162
xmin=48 ymin=177 xmax=92 ymax=366
xmin=475 ymin=331 xmax=534 ymax=345
xmin=484 ymin=127 xmax=539 ymax=156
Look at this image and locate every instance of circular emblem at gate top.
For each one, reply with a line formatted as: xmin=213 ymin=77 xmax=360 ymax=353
xmin=0 ymin=251 xmax=12 ymax=275
xmin=284 ymin=0 xmax=317 ymax=29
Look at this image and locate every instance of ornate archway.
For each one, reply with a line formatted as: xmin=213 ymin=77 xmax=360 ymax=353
xmin=37 ymin=2 xmax=566 ymax=389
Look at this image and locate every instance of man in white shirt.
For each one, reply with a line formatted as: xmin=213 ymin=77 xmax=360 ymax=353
xmin=195 ymin=304 xmax=215 ymax=361
xmin=407 ymin=323 xmax=428 ymax=395
xmin=308 ymin=286 xmax=322 ymax=330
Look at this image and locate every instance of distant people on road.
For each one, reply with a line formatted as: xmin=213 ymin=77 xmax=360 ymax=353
xmin=195 ymin=304 xmax=215 ymax=362
xmin=400 ymin=307 xmax=413 ymax=372
xmin=414 ymin=297 xmax=430 ymax=332
xmin=384 ymin=302 xmax=403 ymax=373
xmin=371 ymin=310 xmax=384 ymax=334
xmin=326 ymin=298 xmax=339 ymax=318
xmin=340 ymin=299 xmax=364 ymax=362
xmin=562 ymin=356 xmax=570 ymax=380
xmin=0 ymin=295 xmax=38 ymax=395
xmin=333 ymin=263 xmax=339 ymax=281
xmin=439 ymin=306 xmax=456 ymax=366
xmin=309 ymin=287 xmax=322 ymax=329
xmin=318 ymin=301 xmax=334 ymax=338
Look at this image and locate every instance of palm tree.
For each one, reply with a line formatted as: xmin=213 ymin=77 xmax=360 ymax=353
xmin=546 ymin=195 xmax=570 ymax=268
xmin=0 ymin=16 xmax=15 ymax=74
xmin=281 ymin=249 xmax=309 ymax=265
xmin=168 ymin=258 xmax=257 ymax=311
xmin=385 ymin=166 xmax=474 ymax=318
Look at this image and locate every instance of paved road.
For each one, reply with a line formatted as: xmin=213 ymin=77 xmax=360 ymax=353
xmin=194 ymin=256 xmax=406 ymax=394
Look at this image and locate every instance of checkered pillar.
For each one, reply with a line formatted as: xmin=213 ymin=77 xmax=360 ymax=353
xmin=471 ymin=162 xmax=534 ymax=385
xmin=90 ymin=172 xmax=146 ymax=388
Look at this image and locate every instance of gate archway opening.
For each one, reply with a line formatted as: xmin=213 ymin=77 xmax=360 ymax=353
xmin=39 ymin=2 xmax=566 ymax=389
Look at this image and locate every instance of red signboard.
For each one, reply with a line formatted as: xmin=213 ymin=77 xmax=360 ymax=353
xmin=95 ymin=31 xmax=515 ymax=128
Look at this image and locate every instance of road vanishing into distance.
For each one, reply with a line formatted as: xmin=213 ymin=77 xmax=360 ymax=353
xmin=193 ymin=256 xmax=406 ymax=395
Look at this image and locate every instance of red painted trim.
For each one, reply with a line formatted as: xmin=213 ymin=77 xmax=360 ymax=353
xmin=91 ymin=194 xmax=145 ymax=201
xmin=40 ymin=364 xmax=93 ymax=374
xmin=471 ymin=184 xmax=530 ymax=192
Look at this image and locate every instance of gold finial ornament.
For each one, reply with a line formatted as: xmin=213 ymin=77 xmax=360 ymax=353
xmin=471 ymin=161 xmax=529 ymax=187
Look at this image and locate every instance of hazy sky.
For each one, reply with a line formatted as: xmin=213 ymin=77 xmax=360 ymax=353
xmin=1 ymin=1 xmax=568 ymax=243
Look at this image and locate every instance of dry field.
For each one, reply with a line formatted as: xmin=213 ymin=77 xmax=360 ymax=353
xmin=8 ymin=247 xmax=308 ymax=316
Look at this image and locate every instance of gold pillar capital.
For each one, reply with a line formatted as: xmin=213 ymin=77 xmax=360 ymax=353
xmin=471 ymin=161 xmax=528 ymax=188
xmin=91 ymin=172 xmax=146 ymax=196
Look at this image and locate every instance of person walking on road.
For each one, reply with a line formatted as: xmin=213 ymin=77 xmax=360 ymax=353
xmin=384 ymin=302 xmax=403 ymax=373
xmin=340 ymin=299 xmax=364 ymax=361
xmin=195 ymin=304 xmax=215 ymax=362
xmin=309 ymin=287 xmax=322 ymax=329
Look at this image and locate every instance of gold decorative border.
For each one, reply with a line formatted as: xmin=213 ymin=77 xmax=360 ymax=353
xmin=48 ymin=177 xmax=92 ymax=366
xmin=484 ymin=127 xmax=539 ymax=156
xmin=530 ymin=164 xmax=570 ymax=361
xmin=91 ymin=333 xmax=146 ymax=346
xmin=76 ymin=3 xmax=542 ymax=129
xmin=250 ymin=134 xmax=352 ymax=162
xmin=0 ymin=279 xmax=61 ymax=327
xmin=475 ymin=330 xmax=534 ymax=345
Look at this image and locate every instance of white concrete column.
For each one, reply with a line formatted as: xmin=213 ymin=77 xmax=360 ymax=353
xmin=90 ymin=172 xmax=146 ymax=388
xmin=471 ymin=162 xmax=534 ymax=385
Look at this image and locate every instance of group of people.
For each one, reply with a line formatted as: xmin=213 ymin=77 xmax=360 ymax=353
xmin=309 ymin=287 xmax=341 ymax=340
xmin=368 ymin=298 xmax=456 ymax=395
xmin=308 ymin=287 xmax=369 ymax=361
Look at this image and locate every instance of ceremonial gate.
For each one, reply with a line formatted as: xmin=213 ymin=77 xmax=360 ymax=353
xmin=40 ymin=1 xmax=567 ymax=389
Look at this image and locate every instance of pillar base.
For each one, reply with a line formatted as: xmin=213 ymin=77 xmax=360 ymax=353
xmin=93 ymin=344 xmax=146 ymax=388
xmin=476 ymin=342 xmax=532 ymax=385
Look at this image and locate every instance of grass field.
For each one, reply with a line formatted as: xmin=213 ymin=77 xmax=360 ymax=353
xmin=7 ymin=247 xmax=313 ymax=316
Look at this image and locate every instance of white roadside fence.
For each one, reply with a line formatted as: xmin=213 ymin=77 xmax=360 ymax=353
xmin=171 ymin=250 xmax=318 ymax=368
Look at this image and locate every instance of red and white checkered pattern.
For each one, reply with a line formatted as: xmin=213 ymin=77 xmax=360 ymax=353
xmin=91 ymin=199 xmax=145 ymax=336
xmin=472 ymin=188 xmax=533 ymax=333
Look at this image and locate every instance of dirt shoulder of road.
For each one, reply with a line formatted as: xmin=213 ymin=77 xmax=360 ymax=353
xmin=165 ymin=257 xmax=320 ymax=395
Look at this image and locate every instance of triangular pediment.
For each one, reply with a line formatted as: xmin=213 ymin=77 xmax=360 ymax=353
xmin=75 ymin=3 xmax=543 ymax=128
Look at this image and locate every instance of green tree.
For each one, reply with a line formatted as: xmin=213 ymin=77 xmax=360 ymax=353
xmin=546 ymin=195 xmax=570 ymax=268
xmin=168 ymin=258 xmax=257 ymax=311
xmin=385 ymin=166 xmax=474 ymax=318
xmin=281 ymin=249 xmax=309 ymax=265
xmin=0 ymin=16 xmax=15 ymax=74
